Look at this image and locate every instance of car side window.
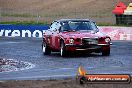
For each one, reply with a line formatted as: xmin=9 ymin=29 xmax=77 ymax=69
xmin=50 ymin=22 xmax=61 ymax=32
xmin=50 ymin=22 xmax=57 ymax=31
xmin=56 ymin=22 xmax=61 ymax=31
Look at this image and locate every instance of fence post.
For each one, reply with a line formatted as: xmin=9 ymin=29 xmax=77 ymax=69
xmin=36 ymin=13 xmax=40 ymax=23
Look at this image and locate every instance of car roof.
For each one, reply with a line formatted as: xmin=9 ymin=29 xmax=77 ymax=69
xmin=55 ymin=19 xmax=94 ymax=23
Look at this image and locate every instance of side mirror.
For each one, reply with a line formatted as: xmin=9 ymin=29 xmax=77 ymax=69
xmin=91 ymin=28 xmax=99 ymax=34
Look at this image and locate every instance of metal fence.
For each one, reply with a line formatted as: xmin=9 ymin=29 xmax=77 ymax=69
xmin=0 ymin=9 xmax=116 ymax=24
xmin=0 ymin=0 xmax=132 ymax=25
xmin=115 ymin=15 xmax=132 ymax=25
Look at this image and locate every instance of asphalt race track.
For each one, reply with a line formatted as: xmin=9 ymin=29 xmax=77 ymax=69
xmin=0 ymin=37 xmax=132 ymax=80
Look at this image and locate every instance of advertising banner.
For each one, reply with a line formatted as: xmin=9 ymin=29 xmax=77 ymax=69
xmin=99 ymin=26 xmax=132 ymax=40
xmin=0 ymin=24 xmax=132 ymax=40
xmin=0 ymin=24 xmax=49 ymax=38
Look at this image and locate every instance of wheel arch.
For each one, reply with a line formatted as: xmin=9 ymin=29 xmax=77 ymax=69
xmin=60 ymin=38 xmax=65 ymax=46
xmin=42 ymin=37 xmax=46 ymax=48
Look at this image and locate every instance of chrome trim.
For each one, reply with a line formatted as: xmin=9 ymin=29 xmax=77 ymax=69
xmin=65 ymin=44 xmax=83 ymax=46
xmin=76 ymin=48 xmax=98 ymax=51
xmin=76 ymin=49 xmax=86 ymax=50
xmin=82 ymin=37 xmax=98 ymax=39
xmin=97 ymin=44 xmax=110 ymax=46
xmin=76 ymin=49 xmax=87 ymax=50
xmin=65 ymin=43 xmax=111 ymax=46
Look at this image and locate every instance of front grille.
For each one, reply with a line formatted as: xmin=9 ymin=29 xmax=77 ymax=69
xmin=82 ymin=38 xmax=98 ymax=45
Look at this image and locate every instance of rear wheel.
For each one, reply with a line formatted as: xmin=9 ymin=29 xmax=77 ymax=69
xmin=42 ymin=41 xmax=51 ymax=55
xmin=60 ymin=41 xmax=67 ymax=57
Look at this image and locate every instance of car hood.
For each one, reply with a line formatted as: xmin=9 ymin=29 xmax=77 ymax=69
xmin=60 ymin=31 xmax=107 ymax=39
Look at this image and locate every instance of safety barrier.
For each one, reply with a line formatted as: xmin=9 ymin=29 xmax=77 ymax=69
xmin=99 ymin=26 xmax=132 ymax=40
xmin=0 ymin=24 xmax=49 ymax=38
xmin=0 ymin=24 xmax=132 ymax=40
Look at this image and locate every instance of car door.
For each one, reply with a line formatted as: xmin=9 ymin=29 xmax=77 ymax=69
xmin=52 ymin=22 xmax=61 ymax=50
xmin=47 ymin=22 xmax=57 ymax=48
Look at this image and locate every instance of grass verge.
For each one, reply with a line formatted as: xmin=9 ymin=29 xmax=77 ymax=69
xmin=0 ymin=21 xmax=49 ymax=25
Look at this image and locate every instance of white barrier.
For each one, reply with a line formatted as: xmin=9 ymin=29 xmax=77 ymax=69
xmin=0 ymin=25 xmax=132 ymax=40
xmin=99 ymin=26 xmax=132 ymax=40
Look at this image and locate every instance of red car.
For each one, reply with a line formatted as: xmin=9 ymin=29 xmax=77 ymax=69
xmin=42 ymin=19 xmax=111 ymax=57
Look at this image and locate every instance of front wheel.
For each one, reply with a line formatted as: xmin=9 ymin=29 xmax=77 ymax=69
xmin=60 ymin=41 xmax=67 ymax=57
xmin=102 ymin=49 xmax=110 ymax=56
xmin=42 ymin=42 xmax=51 ymax=55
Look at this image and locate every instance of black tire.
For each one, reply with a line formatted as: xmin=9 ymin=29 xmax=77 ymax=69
xmin=60 ymin=41 xmax=67 ymax=57
xmin=102 ymin=49 xmax=110 ymax=56
xmin=42 ymin=41 xmax=51 ymax=55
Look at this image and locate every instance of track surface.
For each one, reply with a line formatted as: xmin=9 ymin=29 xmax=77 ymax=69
xmin=0 ymin=37 xmax=132 ymax=80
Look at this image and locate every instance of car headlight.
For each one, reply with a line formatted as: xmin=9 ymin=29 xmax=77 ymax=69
xmin=69 ymin=38 xmax=74 ymax=44
xmin=105 ymin=38 xmax=111 ymax=43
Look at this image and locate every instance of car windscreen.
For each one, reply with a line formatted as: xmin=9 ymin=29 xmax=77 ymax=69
xmin=61 ymin=21 xmax=98 ymax=32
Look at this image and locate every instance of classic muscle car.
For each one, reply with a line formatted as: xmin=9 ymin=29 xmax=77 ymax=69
xmin=42 ymin=19 xmax=111 ymax=57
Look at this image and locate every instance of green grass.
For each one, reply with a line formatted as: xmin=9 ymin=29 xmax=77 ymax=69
xmin=1 ymin=13 xmax=35 ymax=18
xmin=0 ymin=21 xmax=49 ymax=25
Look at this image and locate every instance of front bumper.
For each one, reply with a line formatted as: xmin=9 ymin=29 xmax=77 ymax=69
xmin=65 ymin=43 xmax=111 ymax=51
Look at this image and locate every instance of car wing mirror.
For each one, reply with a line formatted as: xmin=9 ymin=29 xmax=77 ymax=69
xmin=91 ymin=29 xmax=99 ymax=34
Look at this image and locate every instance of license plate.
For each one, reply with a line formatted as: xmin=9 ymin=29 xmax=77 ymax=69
xmin=82 ymin=38 xmax=98 ymax=45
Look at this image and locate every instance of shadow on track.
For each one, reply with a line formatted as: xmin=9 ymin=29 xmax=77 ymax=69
xmin=44 ymin=52 xmax=110 ymax=59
